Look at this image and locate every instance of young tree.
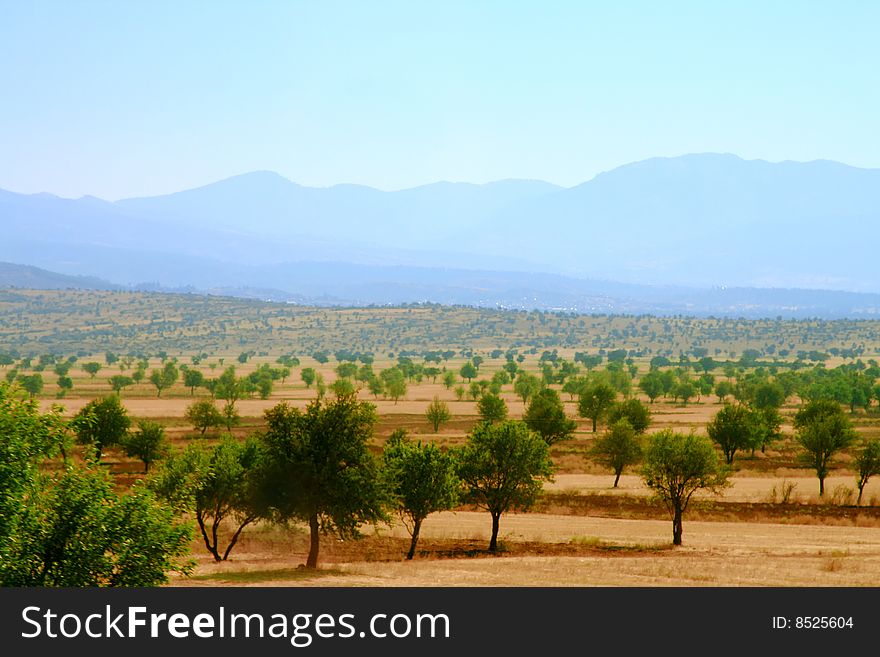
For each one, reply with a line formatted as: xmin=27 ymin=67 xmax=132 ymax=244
xmin=382 ymin=368 xmax=407 ymax=403
xmin=150 ymin=436 xmax=262 ymax=562
xmin=425 ymin=396 xmax=452 ymax=432
xmin=331 ymin=378 xmax=356 ymax=398
xmin=641 ymin=430 xmax=727 ymax=545
xmin=638 ymin=370 xmax=665 ymax=403
xmin=477 ymin=392 xmax=509 ymax=424
xmin=577 ymin=381 xmax=617 ymax=432
xmin=855 ymin=440 xmax=880 ymax=505
xmin=523 ymin=388 xmax=576 ymax=445
xmin=56 ymin=375 xmax=73 ymax=398
xmin=590 ymin=418 xmax=642 ymax=487
xmin=109 ymin=374 xmax=134 ymax=396
xmin=335 ymin=362 xmax=358 ymax=379
xmin=714 ymin=380 xmax=734 ymax=403
xmin=256 ymin=396 xmax=387 ymax=568
xmin=185 ymin=399 xmax=224 ymax=435
xmin=150 ymin=361 xmax=179 ymax=397
xmin=453 ymin=385 xmax=465 ymax=401
xmin=512 ymin=372 xmax=542 ymax=406
xmin=442 ymin=370 xmax=457 ymax=389
xmin=458 ymin=421 xmax=554 ymax=551
xmin=71 ymin=395 xmax=131 ymax=461
xmin=794 ymin=400 xmax=857 ymax=496
xmin=17 ymin=373 xmax=43 ymax=399
xmin=382 ymin=431 xmax=460 ymax=559
xmin=122 ymin=420 xmax=169 ymax=473
xmin=367 ymin=375 xmax=384 ymax=399
xmin=222 ymin=401 xmax=240 ymax=431
xmin=301 ymin=367 xmax=317 ymax=388
xmin=459 ymin=361 xmax=478 ymax=382
xmin=605 ymin=398 xmax=651 ymax=434
xmin=183 ymin=368 xmax=205 ymax=395
xmin=674 ymin=380 xmax=697 ymax=405
xmin=706 ymin=403 xmax=756 ymax=465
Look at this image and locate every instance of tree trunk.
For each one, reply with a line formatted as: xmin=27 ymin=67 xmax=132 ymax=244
xmin=196 ymin=513 xmax=221 ymax=562
xmin=488 ymin=512 xmax=500 ymax=552
xmin=591 ymin=417 xmax=597 ymax=433
xmin=857 ymin=483 xmax=865 ymax=506
xmin=222 ymin=517 xmax=256 ymax=561
xmin=406 ymin=518 xmax=422 ymax=560
xmin=672 ymin=506 xmax=683 ymax=546
xmin=819 ymin=476 xmax=825 ymax=497
xmin=613 ymin=470 xmax=621 ymax=487
xmin=306 ymin=512 xmax=320 ymax=568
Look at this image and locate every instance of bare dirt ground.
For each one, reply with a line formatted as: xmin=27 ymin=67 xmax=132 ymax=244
xmin=170 ymin=511 xmax=880 ymax=587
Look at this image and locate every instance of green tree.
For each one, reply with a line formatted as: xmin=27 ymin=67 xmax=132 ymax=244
xmin=183 ymin=368 xmax=205 ymax=395
xmin=81 ymin=361 xmax=102 ymax=378
xmin=454 ymin=385 xmax=465 ymax=401
xmin=854 ymin=440 xmax=880 ymax=505
xmin=641 ymin=430 xmax=727 ymax=545
xmin=1 ymin=466 xmax=191 ymax=586
xmin=458 ymin=421 xmax=554 ymax=551
xmin=301 ymin=367 xmax=317 ymax=388
xmin=367 ymin=375 xmax=384 ymax=398
xmin=638 ymin=370 xmax=664 ymax=403
xmin=714 ymin=380 xmax=734 ymax=402
xmin=590 ymin=418 xmax=642 ymax=487
xmin=577 ymin=381 xmax=617 ymax=432
xmin=17 ymin=373 xmax=43 ymax=399
xmin=72 ymin=396 xmax=131 ymax=461
xmin=425 ymin=396 xmax=452 ymax=432
xmin=185 ymin=399 xmax=224 ymax=436
xmin=150 ymin=437 xmax=262 ymax=562
xmin=382 ymin=431 xmax=460 ymax=559
xmin=442 ymin=370 xmax=457 ymax=389
xmin=222 ymin=401 xmax=240 ymax=431
xmin=674 ymin=380 xmax=697 ymax=405
xmin=513 ymin=372 xmax=542 ymax=405
xmin=109 ymin=374 xmax=134 ymax=396
xmin=56 ymin=375 xmax=73 ymax=398
xmin=149 ymin=361 xmax=179 ymax=397
xmin=122 ymin=420 xmax=169 ymax=473
xmin=605 ymin=398 xmax=651 ymax=434
xmin=477 ymin=392 xmax=509 ymax=423
xmin=381 ymin=368 xmax=407 ymax=403
xmin=335 ymin=362 xmax=358 ymax=379
xmin=0 ymin=383 xmax=67 ymax=546
xmin=523 ymin=388 xmax=575 ymax=444
xmin=706 ymin=403 xmax=756 ymax=465
xmin=256 ymin=396 xmax=387 ymax=568
xmin=330 ymin=378 xmax=356 ymax=398
xmin=794 ymin=400 xmax=858 ymax=496
xmin=460 ymin=361 xmax=478 ymax=382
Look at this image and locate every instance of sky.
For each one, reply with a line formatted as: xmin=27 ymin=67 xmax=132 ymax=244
xmin=1 ymin=0 xmax=878 ymax=200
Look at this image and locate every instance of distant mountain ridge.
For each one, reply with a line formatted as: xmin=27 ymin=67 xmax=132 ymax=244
xmin=0 ymin=262 xmax=119 ymax=291
xmin=2 ymin=153 xmax=879 ymax=313
xmin=4 ymin=260 xmax=880 ymax=320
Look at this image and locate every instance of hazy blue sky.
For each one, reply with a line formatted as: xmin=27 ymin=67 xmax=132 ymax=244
xmin=1 ymin=1 xmax=878 ymax=199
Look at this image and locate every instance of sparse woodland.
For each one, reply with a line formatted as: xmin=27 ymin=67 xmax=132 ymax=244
xmin=4 ymin=289 xmax=880 ymax=586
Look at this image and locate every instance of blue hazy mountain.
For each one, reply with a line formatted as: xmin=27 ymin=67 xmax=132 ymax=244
xmin=2 ymin=153 xmax=880 ymax=315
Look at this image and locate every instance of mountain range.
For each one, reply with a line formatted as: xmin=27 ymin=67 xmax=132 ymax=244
xmin=2 ymin=153 xmax=879 ymax=317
